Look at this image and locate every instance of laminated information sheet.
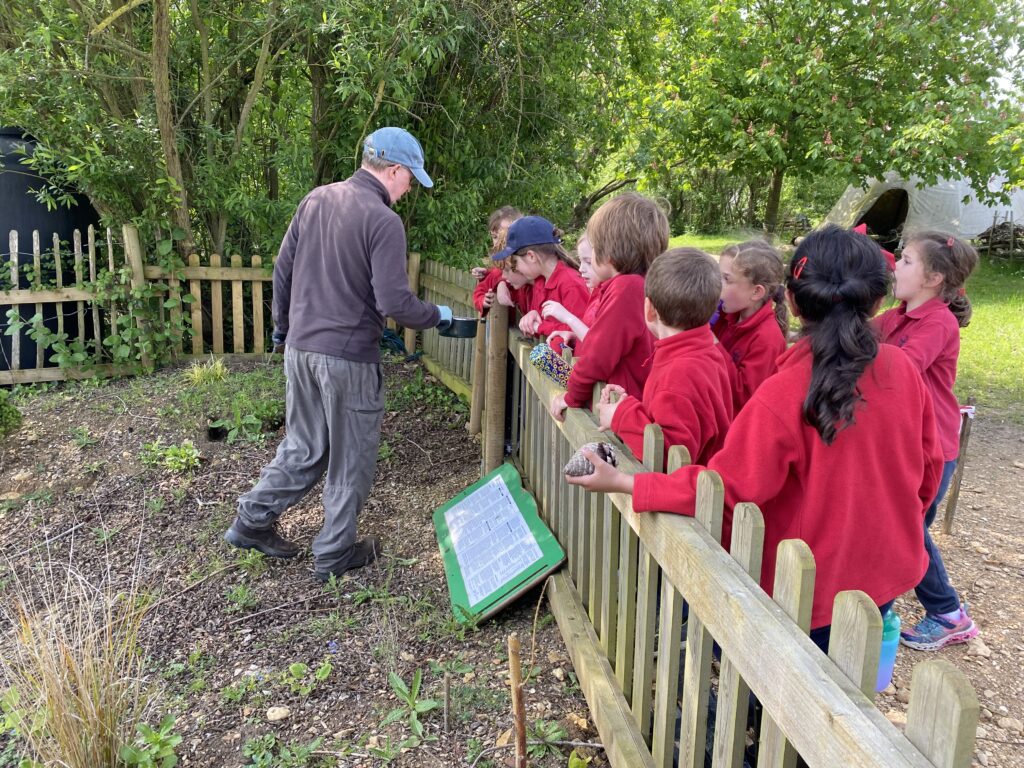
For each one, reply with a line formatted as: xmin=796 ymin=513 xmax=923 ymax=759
xmin=433 ymin=463 xmax=565 ymax=623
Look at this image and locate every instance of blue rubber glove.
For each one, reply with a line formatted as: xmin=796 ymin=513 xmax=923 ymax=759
xmin=271 ymin=327 xmax=286 ymax=351
xmin=437 ymin=305 xmax=453 ymax=331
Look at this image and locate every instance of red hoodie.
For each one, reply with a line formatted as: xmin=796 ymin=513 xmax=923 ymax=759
xmin=631 ymin=340 xmax=942 ymax=629
xmin=876 ymin=298 xmax=962 ymax=461
xmin=712 ymin=301 xmax=787 ymax=410
xmin=564 ymin=274 xmax=653 ymax=407
xmin=611 ymin=325 xmax=734 ymax=465
xmin=527 ymin=261 xmax=590 ymax=351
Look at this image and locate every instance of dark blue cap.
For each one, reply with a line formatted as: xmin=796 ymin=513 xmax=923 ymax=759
xmin=492 ymin=215 xmax=561 ymax=261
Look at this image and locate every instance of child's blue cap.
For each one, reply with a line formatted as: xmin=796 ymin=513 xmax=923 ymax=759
xmin=363 ymin=127 xmax=433 ymax=188
xmin=492 ymin=215 xmax=561 ymax=261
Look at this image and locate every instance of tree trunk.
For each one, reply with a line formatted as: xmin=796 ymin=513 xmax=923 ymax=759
xmin=746 ymin=179 xmax=761 ymax=228
xmin=152 ymin=0 xmax=194 ymax=254
xmin=307 ymin=34 xmax=330 ymax=187
xmin=764 ymin=168 xmax=785 ymax=234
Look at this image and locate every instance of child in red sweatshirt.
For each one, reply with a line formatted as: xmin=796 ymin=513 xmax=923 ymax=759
xmin=568 ymin=226 xmax=943 ymax=652
xmin=490 ymin=216 xmax=589 ymax=351
xmin=550 ymin=192 xmax=669 ymax=420
xmin=472 ymin=206 xmax=522 ymax=315
xmin=877 ymin=232 xmax=980 ymax=651
xmin=713 ymin=241 xmax=789 ymax=410
xmin=598 ymin=248 xmax=733 ymax=466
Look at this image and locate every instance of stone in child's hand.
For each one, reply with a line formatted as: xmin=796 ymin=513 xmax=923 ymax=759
xmin=563 ymin=442 xmax=618 ymax=477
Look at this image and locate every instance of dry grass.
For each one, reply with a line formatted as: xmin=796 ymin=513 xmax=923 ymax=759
xmin=0 ymin=555 xmax=155 ymax=768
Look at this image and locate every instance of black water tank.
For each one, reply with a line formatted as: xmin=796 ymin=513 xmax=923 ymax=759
xmin=1 ymin=127 xmax=100 ymax=372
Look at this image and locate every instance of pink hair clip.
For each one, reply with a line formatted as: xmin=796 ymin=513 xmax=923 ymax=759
xmin=793 ymin=256 xmax=808 ymax=279
xmin=957 ymin=287 xmax=966 ymax=297
xmin=946 ymin=237 xmax=955 ymax=247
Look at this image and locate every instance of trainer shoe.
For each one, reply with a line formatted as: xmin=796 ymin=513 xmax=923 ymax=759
xmin=900 ymin=604 xmax=979 ymax=651
xmin=224 ymin=518 xmax=300 ymax=559
xmin=314 ymin=536 xmax=382 ymax=583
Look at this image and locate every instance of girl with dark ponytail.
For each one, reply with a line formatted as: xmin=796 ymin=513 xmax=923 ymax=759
xmin=877 ymin=232 xmax=980 ymax=652
xmin=713 ymin=240 xmax=789 ymax=410
xmin=568 ymin=225 xmax=944 ymax=652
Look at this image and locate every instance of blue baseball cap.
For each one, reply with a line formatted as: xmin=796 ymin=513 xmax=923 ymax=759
xmin=363 ymin=127 xmax=433 ymax=188
xmin=492 ymin=215 xmax=561 ymax=261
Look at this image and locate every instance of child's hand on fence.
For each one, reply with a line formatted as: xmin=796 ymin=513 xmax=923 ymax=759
xmin=565 ymin=448 xmax=634 ymax=494
xmin=482 ymin=290 xmax=495 ymax=309
xmin=596 ymin=397 xmax=622 ymax=432
xmin=547 ymin=329 xmax=574 ymax=347
xmin=599 ymin=384 xmax=626 ymax=404
xmin=519 ymin=310 xmax=542 ymax=336
xmin=541 ymin=300 xmax=570 ymax=323
xmin=471 ymin=266 xmax=489 ymax=281
xmin=496 ymin=282 xmax=515 ymax=307
xmin=550 ymin=393 xmax=568 ymax=423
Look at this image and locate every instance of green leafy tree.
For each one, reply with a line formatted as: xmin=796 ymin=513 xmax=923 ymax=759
xmin=628 ymin=0 xmax=1023 ymax=231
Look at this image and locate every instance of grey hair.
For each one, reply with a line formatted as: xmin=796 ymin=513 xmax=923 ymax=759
xmin=361 ymin=151 xmax=397 ymax=172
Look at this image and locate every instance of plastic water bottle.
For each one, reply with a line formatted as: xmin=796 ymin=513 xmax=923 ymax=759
xmin=875 ymin=609 xmax=901 ymax=692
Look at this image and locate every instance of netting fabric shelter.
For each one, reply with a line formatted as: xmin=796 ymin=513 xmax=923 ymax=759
xmin=824 ymin=172 xmax=1024 ymax=249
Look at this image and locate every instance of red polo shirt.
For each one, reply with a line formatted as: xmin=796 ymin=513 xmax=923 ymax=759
xmin=529 ymin=261 xmax=590 ymax=350
xmin=565 ymin=274 xmax=653 ymax=407
xmin=876 ymin=298 xmax=962 ymax=461
xmin=712 ymin=302 xmax=787 ymax=410
xmin=631 ymin=340 xmax=942 ymax=629
xmin=611 ymin=326 xmax=734 ymax=465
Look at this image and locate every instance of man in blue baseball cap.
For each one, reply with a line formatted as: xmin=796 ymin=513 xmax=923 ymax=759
xmin=226 ymin=126 xmax=452 ymax=582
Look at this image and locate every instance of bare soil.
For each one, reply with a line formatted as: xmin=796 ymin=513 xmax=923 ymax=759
xmin=0 ymin=357 xmax=597 ymax=768
xmin=1 ymin=359 xmax=1022 ymax=767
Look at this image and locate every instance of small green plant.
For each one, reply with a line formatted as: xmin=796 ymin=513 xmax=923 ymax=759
xmin=92 ymin=526 xmax=119 ymax=545
xmin=225 ymin=584 xmax=259 ymax=614
xmin=0 ymin=380 xmax=23 ymax=438
xmin=145 ymin=497 xmax=166 ymax=515
xmin=237 ymin=549 xmax=268 ymax=578
xmin=140 ymin=439 xmax=201 ymax=473
xmin=209 ymin=403 xmax=263 ymax=444
xmin=380 ymin=668 xmax=438 ymax=741
xmin=526 ymin=719 xmax=568 ymax=759
xmin=185 ymin=358 xmax=229 ymax=386
xmin=280 ymin=659 xmax=332 ymax=697
xmin=120 ymin=715 xmax=182 ymax=767
xmin=220 ymin=674 xmax=260 ymax=705
xmin=366 ymin=733 xmax=416 ymax=763
xmin=242 ymin=733 xmax=322 ymax=767
xmin=70 ymin=426 xmax=98 ymax=448
xmin=377 ymin=440 xmax=394 ymax=461
xmin=83 ymin=460 xmax=106 ymax=475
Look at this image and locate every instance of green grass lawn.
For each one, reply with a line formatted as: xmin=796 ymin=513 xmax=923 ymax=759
xmin=955 ymin=257 xmax=1024 ymax=421
xmin=671 ymin=233 xmax=1024 ymax=421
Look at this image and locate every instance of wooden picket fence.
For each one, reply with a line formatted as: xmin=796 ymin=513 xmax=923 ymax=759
xmin=1 ymin=225 xmax=272 ymax=386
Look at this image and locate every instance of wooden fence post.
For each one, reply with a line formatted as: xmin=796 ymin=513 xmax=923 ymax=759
xmin=828 ymin=591 xmax=883 ymax=698
xmin=905 ymin=660 xmax=979 ymax=768
xmin=759 ymin=539 xmax=815 ymax=768
xmin=404 ymin=251 xmax=421 ymax=355
xmin=942 ymin=401 xmax=975 ymax=535
xmin=482 ymin=303 xmax=509 ymax=472
xmin=121 ymin=225 xmax=151 ymax=369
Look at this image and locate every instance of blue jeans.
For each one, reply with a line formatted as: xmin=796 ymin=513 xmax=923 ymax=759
xmin=914 ymin=460 xmax=961 ymax=616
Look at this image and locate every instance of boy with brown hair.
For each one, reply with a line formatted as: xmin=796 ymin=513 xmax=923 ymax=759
xmin=549 ymin=192 xmax=669 ymax=420
xmin=598 ymin=248 xmax=734 ymax=465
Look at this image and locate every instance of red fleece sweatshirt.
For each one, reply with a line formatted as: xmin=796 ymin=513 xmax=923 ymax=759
xmin=527 ymin=261 xmax=589 ymax=350
xmin=631 ymin=340 xmax=942 ymax=629
xmin=712 ymin=301 xmax=787 ymax=410
xmin=564 ymin=274 xmax=653 ymax=407
xmin=876 ymin=298 xmax=962 ymax=461
xmin=472 ymin=268 xmax=528 ymax=317
xmin=611 ymin=326 xmax=734 ymax=465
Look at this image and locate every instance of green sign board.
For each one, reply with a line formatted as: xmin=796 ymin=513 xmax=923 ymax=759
xmin=433 ymin=463 xmax=565 ymax=623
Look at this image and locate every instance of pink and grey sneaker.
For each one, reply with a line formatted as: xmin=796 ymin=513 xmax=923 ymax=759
xmin=900 ymin=604 xmax=979 ymax=651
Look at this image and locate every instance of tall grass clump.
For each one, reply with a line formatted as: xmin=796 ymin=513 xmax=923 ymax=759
xmin=0 ymin=561 xmax=154 ymax=767
xmin=184 ymin=356 xmax=229 ymax=386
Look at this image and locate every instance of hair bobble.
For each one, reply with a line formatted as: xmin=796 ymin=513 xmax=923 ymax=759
xmin=946 ymin=237 xmax=955 ymax=248
xmin=957 ymin=287 xmax=966 ymax=297
xmin=793 ymin=256 xmax=808 ymax=279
